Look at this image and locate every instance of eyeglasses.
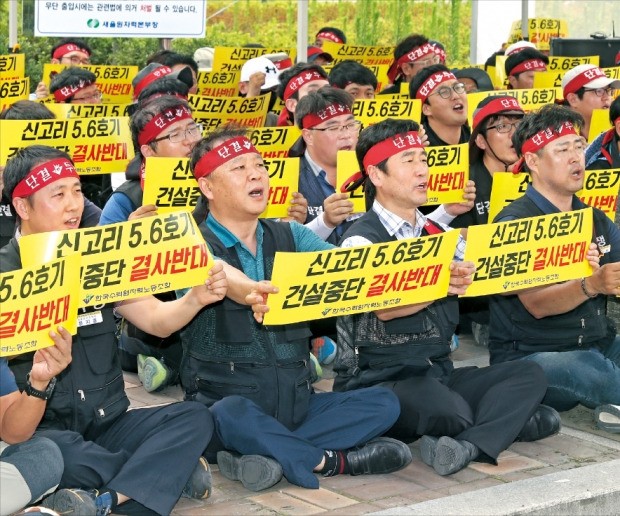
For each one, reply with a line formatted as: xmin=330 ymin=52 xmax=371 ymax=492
xmin=485 ymin=121 xmax=522 ymax=134
xmin=308 ymin=120 xmax=362 ymax=134
xmin=61 ymin=55 xmax=91 ymax=65
xmin=72 ymin=90 xmax=103 ymax=103
xmin=428 ymin=82 xmax=466 ymax=99
xmin=152 ymin=123 xmax=203 ymax=144
xmin=583 ymin=87 xmax=615 ymax=97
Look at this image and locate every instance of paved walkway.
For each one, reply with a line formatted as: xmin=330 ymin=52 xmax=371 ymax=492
xmin=124 ymin=336 xmax=620 ymax=515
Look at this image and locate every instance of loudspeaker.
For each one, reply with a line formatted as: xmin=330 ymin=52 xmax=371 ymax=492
xmin=550 ymin=38 xmax=619 ymax=68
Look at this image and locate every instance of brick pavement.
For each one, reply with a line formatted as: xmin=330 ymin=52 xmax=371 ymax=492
xmin=123 ymin=336 xmax=620 ymax=515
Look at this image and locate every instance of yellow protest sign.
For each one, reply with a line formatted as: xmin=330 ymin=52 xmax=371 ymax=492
xmin=337 ymin=150 xmax=366 ymax=214
xmin=507 ymin=19 xmax=568 ymax=51
xmin=489 ymin=170 xmax=619 ymax=222
xmin=42 ymin=64 xmax=137 ymax=103
xmin=142 ymin=157 xmax=201 ymax=214
xmin=212 ymin=47 xmax=296 ymax=74
xmin=604 ymin=67 xmax=620 ymax=81
xmin=491 ymin=57 xmax=508 ymax=90
xmin=425 ymin=144 xmax=469 ymax=205
xmin=189 ymin=94 xmax=269 ymax=131
xmin=352 ymin=98 xmax=421 ymax=127
xmin=0 ymin=53 xmax=25 ymax=80
xmin=260 ymin=157 xmax=300 ymax=219
xmin=196 ymin=70 xmax=239 ymax=97
xmin=532 ymin=71 xmax=564 ymax=89
xmin=0 ymin=117 xmax=133 ymax=173
xmin=46 ymin=103 xmax=132 ymax=118
xmin=488 ymin=172 xmax=531 ymax=223
xmin=464 ymin=209 xmax=593 ymax=297
xmin=264 ymin=230 xmax=460 ymax=325
xmin=250 ymin=126 xmax=302 ymax=158
xmin=589 ymin=108 xmax=612 ymax=142
xmin=0 ymin=253 xmax=81 ymax=357
xmin=548 ymin=55 xmax=599 ymax=72
xmin=20 ymin=212 xmax=212 ymax=307
xmin=322 ymin=41 xmax=394 ymax=67
xmin=467 ymin=88 xmax=562 ymax=126
xmin=0 ymin=77 xmax=29 ymax=111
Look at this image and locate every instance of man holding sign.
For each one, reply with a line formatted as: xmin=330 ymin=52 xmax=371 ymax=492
xmin=183 ymin=126 xmax=412 ymax=492
xmin=489 ymin=104 xmax=620 ymax=434
xmin=334 ymin=118 xmax=554 ymax=477
xmin=1 ymin=146 xmax=228 ymax=515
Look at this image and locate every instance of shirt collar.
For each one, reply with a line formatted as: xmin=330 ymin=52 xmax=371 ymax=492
xmin=371 ymin=199 xmax=426 ymax=237
xmin=304 ymin=150 xmax=325 ymax=179
xmin=525 ymin=183 xmax=585 ymax=213
xmin=205 ymin=213 xmax=264 ymax=249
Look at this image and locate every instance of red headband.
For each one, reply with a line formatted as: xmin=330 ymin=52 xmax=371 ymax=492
xmin=472 ymin=97 xmax=523 ymax=132
xmin=12 ymin=158 xmax=79 ymax=200
xmin=193 ymin=136 xmax=259 ymax=179
xmin=521 ymin=121 xmax=579 ymax=154
xmin=316 ymin=31 xmax=343 ymax=44
xmin=388 ymin=43 xmax=436 ymax=83
xmin=133 ymin=65 xmax=173 ymax=100
xmin=138 ymin=106 xmax=194 ymax=146
xmin=415 ymin=71 xmax=457 ymax=102
xmin=563 ymin=66 xmax=606 ymax=97
xmin=302 ymin=103 xmax=352 ymax=129
xmin=363 ymin=131 xmax=424 ymax=170
xmin=53 ymin=79 xmax=95 ymax=102
xmin=508 ymin=59 xmax=547 ymax=77
xmin=283 ymin=70 xmax=326 ymax=101
xmin=275 ymin=58 xmax=293 ymax=71
xmin=52 ymin=43 xmax=90 ymax=60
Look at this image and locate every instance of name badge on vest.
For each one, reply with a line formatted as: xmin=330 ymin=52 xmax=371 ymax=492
xmin=77 ymin=310 xmax=103 ymax=327
xmin=596 ymin=235 xmax=611 ymax=256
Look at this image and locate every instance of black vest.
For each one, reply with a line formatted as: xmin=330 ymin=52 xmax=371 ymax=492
xmin=488 ymin=195 xmax=615 ymax=364
xmin=1 ymin=239 xmax=129 ymax=440
xmin=115 ymin=179 xmax=143 ymax=211
xmin=181 ymin=219 xmax=313 ymax=430
xmin=333 ymin=210 xmax=459 ymax=392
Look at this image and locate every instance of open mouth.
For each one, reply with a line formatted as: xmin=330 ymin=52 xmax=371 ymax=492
xmin=452 ymin=103 xmax=464 ymax=112
xmin=66 ymin=217 xmax=80 ymax=227
xmin=249 ymin=187 xmax=264 ymax=198
xmin=416 ymin=182 xmax=428 ymax=191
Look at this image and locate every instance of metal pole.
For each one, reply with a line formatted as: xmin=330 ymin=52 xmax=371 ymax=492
xmin=8 ymin=0 xmax=18 ymax=51
xmin=521 ymin=0 xmax=529 ymax=40
xmin=297 ymin=0 xmax=308 ymax=63
xmin=470 ymin=0 xmax=478 ymax=64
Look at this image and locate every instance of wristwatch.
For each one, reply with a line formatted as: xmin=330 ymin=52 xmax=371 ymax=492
xmin=25 ymin=373 xmax=57 ymax=400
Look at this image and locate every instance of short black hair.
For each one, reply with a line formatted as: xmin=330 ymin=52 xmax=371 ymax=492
xmin=408 ymin=63 xmax=451 ymax=101
xmin=294 ymin=87 xmax=354 ymax=129
xmin=130 ymin=95 xmax=192 ymax=152
xmin=277 ymin=62 xmax=328 ymax=101
xmin=329 ymin=60 xmax=378 ymax=90
xmin=512 ymin=104 xmax=584 ymax=156
xmin=316 ymin=27 xmax=347 ymax=44
xmin=610 ymin=95 xmax=620 ymax=125
xmin=356 ymin=118 xmax=420 ymax=209
xmin=49 ymin=67 xmax=97 ymax=103
xmin=50 ymin=38 xmax=92 ymax=60
xmin=394 ymin=34 xmax=429 ymax=61
xmin=0 ymin=100 xmax=55 ymax=120
xmin=147 ymin=50 xmax=199 ymax=76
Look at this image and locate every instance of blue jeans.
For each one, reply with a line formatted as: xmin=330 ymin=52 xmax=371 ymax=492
xmin=521 ymin=336 xmax=620 ymax=411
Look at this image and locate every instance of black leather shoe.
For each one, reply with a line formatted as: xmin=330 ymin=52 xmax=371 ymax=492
xmin=346 ymin=437 xmax=412 ymax=476
xmin=516 ymin=404 xmax=561 ymax=442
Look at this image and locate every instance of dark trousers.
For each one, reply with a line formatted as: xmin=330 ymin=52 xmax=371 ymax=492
xmin=37 ymin=401 xmax=213 ymax=516
xmin=211 ymin=387 xmax=400 ymax=489
xmin=384 ymin=361 xmax=547 ymax=461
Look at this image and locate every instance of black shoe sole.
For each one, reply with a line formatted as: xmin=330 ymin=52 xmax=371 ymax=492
xmin=217 ymin=451 xmax=283 ymax=492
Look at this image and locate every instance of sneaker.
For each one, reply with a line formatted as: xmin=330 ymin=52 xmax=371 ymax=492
xmin=311 ymin=336 xmax=337 ymax=365
xmin=182 ymin=456 xmax=212 ymax=499
xmin=419 ymin=435 xmax=439 ymax=467
xmin=431 ymin=437 xmax=479 ymax=476
xmin=40 ymin=489 xmax=99 ymax=515
xmin=595 ymin=404 xmax=620 ymax=434
xmin=137 ymin=354 xmax=172 ymax=392
xmin=217 ymin=451 xmax=283 ymax=492
xmin=309 ymin=353 xmax=322 ymax=382
xmin=346 ymin=437 xmax=412 ymax=476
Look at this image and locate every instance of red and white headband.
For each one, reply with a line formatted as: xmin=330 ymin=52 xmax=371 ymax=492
xmin=508 ymin=59 xmax=547 ymax=77
xmin=302 ymin=103 xmax=352 ymax=129
xmin=133 ymin=65 xmax=173 ymax=100
xmin=193 ymin=136 xmax=259 ymax=179
xmin=415 ymin=71 xmax=457 ymax=103
xmin=53 ymin=43 xmax=90 ymax=60
xmin=138 ymin=106 xmax=194 ymax=146
xmin=283 ymin=70 xmax=326 ymax=101
xmin=316 ymin=31 xmax=344 ymax=44
xmin=472 ymin=97 xmax=523 ymax=132
xmin=12 ymin=158 xmax=80 ymax=200
xmin=563 ymin=66 xmax=606 ymax=97
xmin=53 ymin=79 xmax=95 ymax=102
xmin=521 ymin=121 xmax=579 ymax=154
xmin=363 ymin=131 xmax=424 ymax=171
